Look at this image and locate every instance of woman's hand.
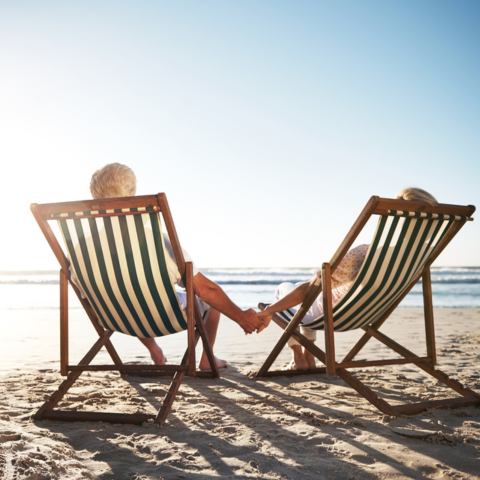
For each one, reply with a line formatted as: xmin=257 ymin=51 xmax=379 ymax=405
xmin=256 ymin=310 xmax=273 ymax=333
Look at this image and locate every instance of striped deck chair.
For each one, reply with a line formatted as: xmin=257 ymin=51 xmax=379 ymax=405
xmin=257 ymin=196 xmax=480 ymax=416
xmin=31 ymin=193 xmax=219 ymax=426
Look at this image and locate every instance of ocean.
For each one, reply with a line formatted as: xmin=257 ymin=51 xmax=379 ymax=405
xmin=0 ymin=267 xmax=478 ymax=372
xmin=1 ymin=266 xmax=479 ymax=311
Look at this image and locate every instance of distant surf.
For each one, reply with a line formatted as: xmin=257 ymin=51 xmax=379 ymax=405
xmin=1 ymin=267 xmax=478 ymax=309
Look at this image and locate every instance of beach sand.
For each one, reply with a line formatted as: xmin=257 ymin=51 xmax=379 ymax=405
xmin=1 ymin=308 xmax=479 ymax=479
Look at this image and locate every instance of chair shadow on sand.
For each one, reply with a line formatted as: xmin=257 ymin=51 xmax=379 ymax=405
xmin=30 ymin=361 xmax=479 ymax=479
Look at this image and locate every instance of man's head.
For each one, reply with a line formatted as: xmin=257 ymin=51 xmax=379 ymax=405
xmin=90 ymin=163 xmax=137 ymax=199
xmin=396 ymin=187 xmax=438 ymax=207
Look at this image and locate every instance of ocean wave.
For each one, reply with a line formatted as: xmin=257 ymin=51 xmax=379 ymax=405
xmin=0 ymin=270 xmax=58 ymax=276
xmin=5 ymin=306 xmax=83 ymax=310
xmin=402 ymin=290 xmax=476 ymax=296
xmin=215 ymin=279 xmax=310 ymax=285
xmin=1 ymin=266 xmax=479 ymax=287
xmin=1 ymin=278 xmax=479 ymax=286
xmin=430 ymin=279 xmax=480 ymax=284
xmin=0 ymin=280 xmax=59 ymax=285
xmin=431 ymin=267 xmax=480 ymax=273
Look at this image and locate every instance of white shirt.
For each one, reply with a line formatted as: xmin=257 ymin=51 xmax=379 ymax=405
xmin=162 ymin=232 xmax=198 ymax=289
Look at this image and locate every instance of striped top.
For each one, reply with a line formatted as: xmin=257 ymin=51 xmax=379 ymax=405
xmin=312 ymin=244 xmax=370 ymax=315
xmin=57 ymin=211 xmax=188 ymax=338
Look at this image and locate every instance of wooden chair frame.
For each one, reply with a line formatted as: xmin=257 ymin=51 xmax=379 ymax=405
xmin=31 ymin=193 xmax=219 ymax=425
xmin=257 ymin=196 xmax=480 ymax=416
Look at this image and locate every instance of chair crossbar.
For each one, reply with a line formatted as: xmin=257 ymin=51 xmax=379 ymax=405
xmin=385 ymin=210 xmax=473 ymax=221
xmin=393 ymin=397 xmax=480 ymax=416
xmin=67 ymin=364 xmax=189 ymax=372
xmin=51 ymin=206 xmax=160 ymax=218
xmin=337 ymin=357 xmax=432 ymax=369
xmin=41 ymin=410 xmax=156 ymax=425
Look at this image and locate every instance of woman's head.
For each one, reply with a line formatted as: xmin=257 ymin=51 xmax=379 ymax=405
xmin=396 ymin=187 xmax=438 ymax=206
xmin=90 ymin=163 xmax=137 ymax=199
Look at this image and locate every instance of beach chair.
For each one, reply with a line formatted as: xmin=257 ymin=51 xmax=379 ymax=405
xmin=31 ymin=193 xmax=219 ymax=426
xmin=257 ymin=196 xmax=480 ymax=416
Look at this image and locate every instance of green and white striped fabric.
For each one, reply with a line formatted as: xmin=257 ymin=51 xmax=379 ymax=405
xmin=58 ymin=212 xmax=187 ymax=338
xmin=277 ymin=214 xmax=455 ymax=332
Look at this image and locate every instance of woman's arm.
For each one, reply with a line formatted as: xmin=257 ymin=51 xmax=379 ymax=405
xmin=256 ymin=276 xmax=318 ymax=333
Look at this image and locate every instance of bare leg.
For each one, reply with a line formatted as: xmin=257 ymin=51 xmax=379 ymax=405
xmin=138 ymin=337 xmax=167 ymax=365
xmin=286 ymin=345 xmax=309 ymax=370
xmin=199 ymin=308 xmax=227 ymax=370
xmin=304 ymin=347 xmax=317 ymax=369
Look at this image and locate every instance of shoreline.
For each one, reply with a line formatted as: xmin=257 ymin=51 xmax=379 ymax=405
xmin=1 ymin=307 xmax=479 ymax=374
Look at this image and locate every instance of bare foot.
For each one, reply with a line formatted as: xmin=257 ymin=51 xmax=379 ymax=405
xmin=284 ymin=358 xmax=309 ymax=370
xmin=139 ymin=338 xmax=167 ymax=365
xmin=287 ymin=345 xmax=309 ymax=370
xmin=150 ymin=349 xmax=167 ymax=365
xmin=199 ymin=355 xmax=227 ymax=371
xmin=304 ymin=349 xmax=316 ymax=369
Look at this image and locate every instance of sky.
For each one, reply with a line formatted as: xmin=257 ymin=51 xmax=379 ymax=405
xmin=0 ymin=0 xmax=479 ymax=270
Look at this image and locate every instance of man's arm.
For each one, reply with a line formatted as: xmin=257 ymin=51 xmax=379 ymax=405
xmin=193 ymin=272 xmax=261 ymax=334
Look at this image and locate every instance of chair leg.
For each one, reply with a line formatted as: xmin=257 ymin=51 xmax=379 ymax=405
xmin=270 ymin=320 xmax=397 ymax=416
xmin=78 ymin=296 xmax=125 ymax=372
xmin=186 ymin=262 xmax=196 ymax=376
xmin=35 ymin=327 xmax=192 ymax=426
xmin=257 ymin=305 xmax=313 ymax=377
xmin=194 ymin=303 xmax=220 ymax=378
xmin=155 ymin=370 xmax=186 ymax=426
xmin=35 ymin=330 xmax=114 ymax=420
xmin=179 ymin=330 xmax=215 ymax=379
xmin=259 ymin=312 xmax=479 ymax=416
xmin=257 ymin=327 xmax=293 ymax=376
xmin=334 ymin=368 xmax=397 ymax=416
xmin=257 ymin=278 xmax=324 ymax=377
xmin=322 ymin=263 xmax=336 ymax=375
xmin=364 ymin=326 xmax=480 ymax=400
xmin=422 ymin=267 xmax=436 ymax=365
xmin=60 ymin=269 xmax=69 ymax=376
xmin=258 ymin=313 xmax=328 ymax=377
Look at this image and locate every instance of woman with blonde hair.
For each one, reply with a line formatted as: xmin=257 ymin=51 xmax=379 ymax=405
xmin=256 ymin=188 xmax=438 ymax=370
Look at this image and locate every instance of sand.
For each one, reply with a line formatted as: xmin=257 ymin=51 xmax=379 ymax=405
xmin=1 ymin=308 xmax=480 ymax=479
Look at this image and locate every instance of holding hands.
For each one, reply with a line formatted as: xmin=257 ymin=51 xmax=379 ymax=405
xmin=252 ymin=278 xmax=317 ymax=334
xmin=238 ymin=308 xmax=263 ymax=334
xmin=237 ymin=308 xmax=273 ymax=335
xmin=255 ymin=309 xmax=273 ymax=333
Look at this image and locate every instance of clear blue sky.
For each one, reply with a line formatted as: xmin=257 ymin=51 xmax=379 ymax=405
xmin=1 ymin=0 xmax=479 ymax=269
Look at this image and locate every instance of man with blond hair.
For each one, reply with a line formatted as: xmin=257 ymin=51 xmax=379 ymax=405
xmin=87 ymin=163 xmax=261 ymax=369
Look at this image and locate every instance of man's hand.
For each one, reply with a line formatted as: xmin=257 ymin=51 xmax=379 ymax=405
xmin=255 ymin=310 xmax=273 ymax=334
xmin=238 ymin=308 xmax=262 ymax=334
